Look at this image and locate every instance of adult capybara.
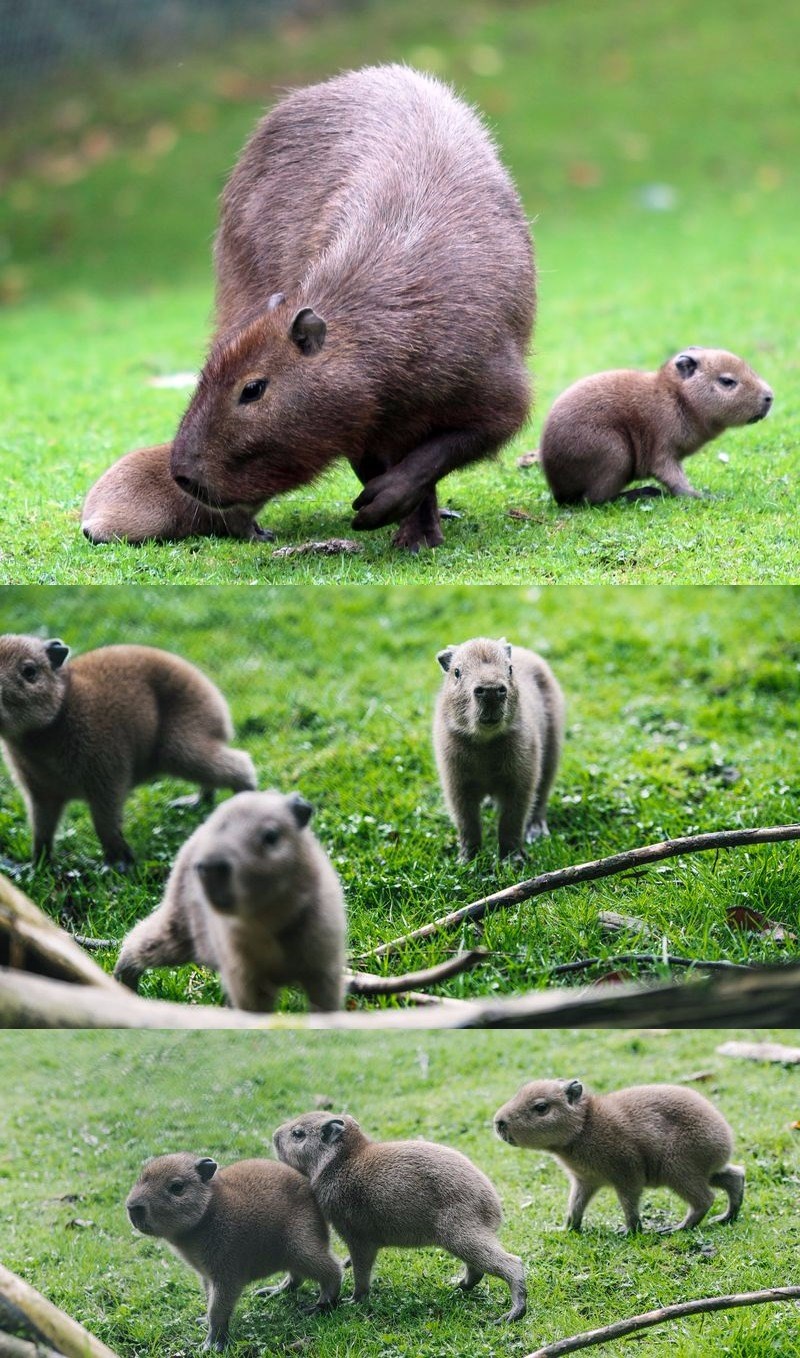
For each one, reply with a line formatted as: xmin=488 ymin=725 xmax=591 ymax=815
xmin=82 ymin=65 xmax=535 ymax=552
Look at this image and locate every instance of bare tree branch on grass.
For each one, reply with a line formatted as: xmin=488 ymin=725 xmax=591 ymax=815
xmin=525 ymin=1286 xmax=800 ymax=1357
xmin=360 ymin=823 xmax=800 ymax=960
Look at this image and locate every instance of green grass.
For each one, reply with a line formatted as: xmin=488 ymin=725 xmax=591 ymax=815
xmin=1 ymin=0 xmax=798 ymax=584
xmin=1 ymin=1028 xmax=798 ymax=1357
xmin=1 ymin=585 xmax=798 ymax=1008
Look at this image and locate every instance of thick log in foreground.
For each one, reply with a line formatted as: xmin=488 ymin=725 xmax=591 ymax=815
xmin=0 ymin=1263 xmax=120 ymax=1358
xmin=2 ymin=960 xmax=799 ymax=1029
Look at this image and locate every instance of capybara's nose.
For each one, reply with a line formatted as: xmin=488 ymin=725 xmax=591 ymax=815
xmin=128 ymin=1202 xmax=147 ymax=1230
xmin=761 ymin=389 xmax=773 ymax=415
xmin=475 ymin=684 xmax=508 ymax=700
xmin=196 ymin=858 xmax=235 ymax=912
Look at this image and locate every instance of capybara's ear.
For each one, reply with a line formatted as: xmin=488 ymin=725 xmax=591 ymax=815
xmin=287 ymin=792 xmax=314 ymax=828
xmin=437 ymin=646 xmax=456 ymax=672
xmin=497 ymin=637 xmax=513 ymax=659
xmin=675 ymin=352 xmax=699 ymax=378
xmin=320 ymin=1118 xmax=346 ymax=1145
xmin=267 ymin=291 xmax=286 ymax=310
xmin=45 ymin=639 xmax=69 ymax=670
xmin=195 ymin=1158 xmax=218 ymax=1182
xmin=563 ymin=1080 xmax=584 ymax=1105
xmin=290 ymin=307 xmax=327 ymax=356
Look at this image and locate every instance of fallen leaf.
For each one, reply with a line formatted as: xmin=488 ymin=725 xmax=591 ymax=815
xmin=507 ymin=507 xmax=534 ymax=520
xmin=726 ymin=905 xmax=796 ymax=943
xmin=517 ymin=449 xmax=540 ymax=467
xmin=65 ymin=1218 xmax=95 ymax=1229
xmin=598 ymin=910 xmax=651 ymax=936
xmin=679 ymin=1070 xmax=716 ymax=1084
xmin=590 ymin=970 xmax=632 ymax=986
xmin=717 ymin=1040 xmax=800 ymax=1064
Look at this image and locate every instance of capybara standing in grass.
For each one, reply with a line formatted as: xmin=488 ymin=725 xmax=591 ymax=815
xmin=539 ymin=347 xmax=773 ymax=504
xmin=82 ymin=64 xmax=535 ymax=552
xmin=434 ymin=637 xmax=565 ymax=860
xmin=0 ymin=635 xmax=255 ymax=866
xmin=126 ymin=1153 xmax=342 ymax=1350
xmin=115 ymin=790 xmax=347 ymax=1011
xmin=494 ymin=1079 xmax=744 ymax=1233
xmin=273 ymin=1112 xmax=527 ymax=1322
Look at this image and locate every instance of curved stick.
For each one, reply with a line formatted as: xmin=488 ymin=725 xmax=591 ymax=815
xmin=346 ymin=950 xmax=487 ymax=995
xmin=359 ymin=823 xmax=800 ymax=960
xmin=525 ymin=1286 xmax=800 ymax=1357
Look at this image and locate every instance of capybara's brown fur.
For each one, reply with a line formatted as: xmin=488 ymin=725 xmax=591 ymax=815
xmin=0 ymin=636 xmax=255 ymax=865
xmin=114 ymin=790 xmax=347 ymax=1011
xmin=494 ymin=1079 xmax=744 ymax=1233
xmin=433 ymin=637 xmax=565 ymax=861
xmin=540 ymin=347 xmax=773 ymax=504
xmin=83 ymin=65 xmax=535 ymax=552
xmin=126 ymin=1153 xmax=342 ymax=1350
xmin=273 ymin=1112 xmax=527 ymax=1322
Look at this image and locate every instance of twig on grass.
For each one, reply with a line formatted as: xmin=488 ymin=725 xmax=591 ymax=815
xmin=548 ymin=953 xmax=749 ymax=977
xmin=525 ymin=1286 xmax=800 ymax=1357
xmin=346 ymin=949 xmax=487 ymax=995
xmin=359 ymin=823 xmax=800 ymax=960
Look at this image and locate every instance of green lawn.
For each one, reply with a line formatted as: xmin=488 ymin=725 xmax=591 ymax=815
xmin=1 ymin=585 xmax=798 ymax=1008
xmin=1 ymin=1028 xmax=797 ymax=1357
xmin=0 ymin=0 xmax=797 ymax=584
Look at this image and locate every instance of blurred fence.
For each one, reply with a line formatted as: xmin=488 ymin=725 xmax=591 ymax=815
xmin=0 ymin=0 xmax=319 ymax=89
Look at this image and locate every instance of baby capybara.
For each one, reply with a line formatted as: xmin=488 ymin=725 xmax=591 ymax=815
xmin=82 ymin=64 xmax=535 ymax=552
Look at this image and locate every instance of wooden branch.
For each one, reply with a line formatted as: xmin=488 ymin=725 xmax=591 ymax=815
xmin=525 ymin=1286 xmax=800 ymax=1357
xmin=359 ymin=823 xmax=800 ymax=959
xmin=549 ymin=953 xmax=750 ymax=977
xmin=0 ymin=873 xmax=120 ymax=990
xmin=346 ymin=950 xmax=487 ymax=995
xmin=3 ymin=961 xmax=799 ymax=1029
xmin=0 ymin=1264 xmax=121 ymax=1358
xmin=0 ymin=1334 xmax=65 ymax=1358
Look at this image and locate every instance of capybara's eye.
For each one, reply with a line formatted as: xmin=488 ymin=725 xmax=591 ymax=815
xmin=534 ymin=1101 xmax=549 ymax=1115
xmin=20 ymin=662 xmax=38 ymax=682
xmin=239 ymin=378 xmax=268 ymax=404
xmin=262 ymin=825 xmax=281 ymax=847
xmin=453 ymin=667 xmax=461 ymax=679
xmin=168 ymin=1180 xmax=185 ymax=1196
xmin=718 ymin=375 xmax=738 ymax=389
xmin=291 ymin=1127 xmax=306 ymax=1140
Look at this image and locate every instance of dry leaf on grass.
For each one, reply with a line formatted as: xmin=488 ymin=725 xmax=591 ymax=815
xmin=717 ymin=1040 xmax=800 ymax=1064
xmin=517 ymin=448 xmax=540 ymax=467
xmin=726 ymin=904 xmax=796 ymax=943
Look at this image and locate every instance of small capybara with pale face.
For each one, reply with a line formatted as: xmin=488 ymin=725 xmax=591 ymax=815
xmin=540 ymin=346 xmax=773 ymax=504
xmin=494 ymin=1079 xmax=744 ymax=1233
xmin=126 ymin=1153 xmax=342 ymax=1350
xmin=0 ymin=636 xmax=255 ymax=866
xmin=433 ymin=637 xmax=565 ymax=860
xmin=273 ymin=1112 xmax=527 ymax=1322
xmin=114 ymin=790 xmax=347 ymax=1011
xmin=82 ymin=64 xmax=534 ymax=552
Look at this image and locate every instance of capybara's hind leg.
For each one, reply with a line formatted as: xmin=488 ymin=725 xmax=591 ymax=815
xmin=709 ymin=1165 xmax=745 ymax=1224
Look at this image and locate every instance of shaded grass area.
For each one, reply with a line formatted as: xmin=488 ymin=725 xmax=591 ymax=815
xmin=0 ymin=585 xmax=798 ymax=1008
xmin=1 ymin=1028 xmax=798 ymax=1357
xmin=0 ymin=0 xmax=798 ymax=583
